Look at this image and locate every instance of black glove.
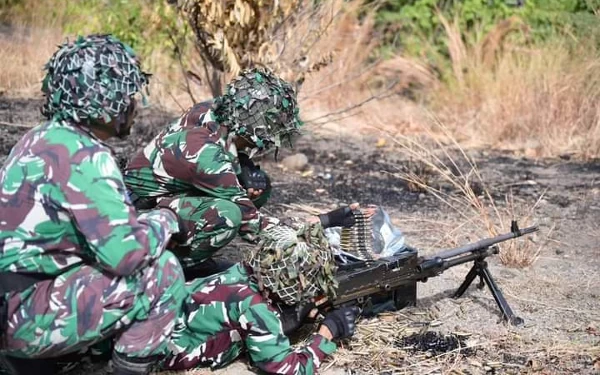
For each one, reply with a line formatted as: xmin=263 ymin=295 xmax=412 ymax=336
xmin=318 ymin=206 xmax=356 ymax=229
xmin=238 ymin=165 xmax=270 ymax=191
xmin=321 ymin=306 xmax=360 ymax=340
xmin=238 ymin=152 xmax=271 ymax=191
xmin=279 ymin=302 xmax=316 ymax=335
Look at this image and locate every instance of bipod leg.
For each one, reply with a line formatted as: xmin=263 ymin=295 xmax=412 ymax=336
xmin=452 ymin=262 xmax=479 ymax=299
xmin=477 ymin=275 xmax=485 ymax=289
xmin=479 ymin=261 xmax=524 ymax=326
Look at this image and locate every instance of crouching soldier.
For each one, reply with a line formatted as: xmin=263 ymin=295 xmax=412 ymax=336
xmin=162 ymin=206 xmax=361 ymax=374
xmin=0 ymin=35 xmax=187 ymax=375
xmin=123 ymin=67 xmax=302 ymax=274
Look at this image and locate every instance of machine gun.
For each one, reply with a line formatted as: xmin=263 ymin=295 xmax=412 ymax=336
xmin=321 ymin=220 xmax=539 ymax=326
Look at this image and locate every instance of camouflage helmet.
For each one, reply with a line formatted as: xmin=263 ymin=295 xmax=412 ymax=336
xmin=41 ymin=34 xmax=150 ymax=134
xmin=214 ymin=67 xmax=303 ymax=150
xmin=245 ymin=220 xmax=338 ymax=306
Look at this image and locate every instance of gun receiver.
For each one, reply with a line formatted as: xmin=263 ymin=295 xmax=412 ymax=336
xmin=329 ymin=220 xmax=539 ymax=326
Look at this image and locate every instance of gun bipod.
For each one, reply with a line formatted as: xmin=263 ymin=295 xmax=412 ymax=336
xmin=453 ymin=250 xmax=524 ymax=326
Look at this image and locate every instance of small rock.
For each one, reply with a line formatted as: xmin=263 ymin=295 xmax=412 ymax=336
xmin=527 ymin=359 xmax=543 ymax=371
xmin=317 ymin=172 xmax=332 ymax=180
xmin=315 ymin=188 xmax=327 ymax=194
xmin=281 ymin=153 xmax=308 ymax=171
xmin=344 ymin=160 xmax=354 ymax=165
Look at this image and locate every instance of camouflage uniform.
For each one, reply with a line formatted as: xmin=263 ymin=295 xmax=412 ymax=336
xmin=163 ymin=221 xmax=339 ymax=374
xmin=124 ymin=68 xmax=302 ymax=269
xmin=0 ymin=35 xmax=186 ymax=372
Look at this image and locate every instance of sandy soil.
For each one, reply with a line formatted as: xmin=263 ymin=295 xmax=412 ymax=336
xmin=0 ymin=96 xmax=598 ymax=375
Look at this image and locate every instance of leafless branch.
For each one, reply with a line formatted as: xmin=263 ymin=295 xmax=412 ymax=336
xmin=167 ymin=29 xmax=198 ymax=104
xmin=303 ymin=79 xmax=401 ymax=125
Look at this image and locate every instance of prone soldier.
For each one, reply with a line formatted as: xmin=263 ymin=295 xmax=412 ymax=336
xmin=162 ymin=206 xmax=361 ymax=374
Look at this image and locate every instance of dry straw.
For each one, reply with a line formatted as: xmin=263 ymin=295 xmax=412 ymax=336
xmin=370 ymin=114 xmax=544 ymax=268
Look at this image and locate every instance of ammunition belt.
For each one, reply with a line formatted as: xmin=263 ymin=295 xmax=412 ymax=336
xmin=340 ymin=210 xmax=374 ymax=260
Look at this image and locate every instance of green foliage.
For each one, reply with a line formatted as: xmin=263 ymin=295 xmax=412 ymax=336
xmin=1 ymin=0 xmax=190 ymax=61
xmin=59 ymin=0 xmax=189 ymax=59
xmin=375 ymin=0 xmax=600 ymax=59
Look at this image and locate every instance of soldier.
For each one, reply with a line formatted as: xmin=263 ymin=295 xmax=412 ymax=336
xmin=123 ymin=67 xmax=301 ymax=275
xmin=162 ymin=207 xmax=361 ymax=374
xmin=0 ymin=34 xmax=187 ymax=375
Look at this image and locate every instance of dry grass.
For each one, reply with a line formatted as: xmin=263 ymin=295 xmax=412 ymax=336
xmin=372 ymin=115 xmax=544 ymax=268
xmin=329 ymin=308 xmax=492 ymax=374
xmin=0 ymin=25 xmax=208 ymax=113
xmin=279 ymin=0 xmax=436 ymax=131
xmin=432 ymin=13 xmax=600 ymax=159
xmin=0 ymin=25 xmax=64 ymax=96
xmin=0 ymin=0 xmax=210 ymax=113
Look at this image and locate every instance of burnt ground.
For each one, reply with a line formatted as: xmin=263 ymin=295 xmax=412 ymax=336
xmin=1 ymin=96 xmax=599 ymax=375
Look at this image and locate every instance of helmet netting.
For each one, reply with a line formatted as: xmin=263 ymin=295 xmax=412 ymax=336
xmin=41 ymin=34 xmax=150 ymax=131
xmin=246 ymin=221 xmax=338 ymax=305
xmin=215 ymin=67 xmax=302 ymax=150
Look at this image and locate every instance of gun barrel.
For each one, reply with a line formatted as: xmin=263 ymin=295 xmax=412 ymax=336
xmin=434 ymin=224 xmax=538 ymax=259
xmin=418 ymin=247 xmax=499 ymax=273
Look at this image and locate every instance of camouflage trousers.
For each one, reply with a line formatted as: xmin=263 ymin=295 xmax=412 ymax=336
xmin=159 ymin=196 xmax=244 ymax=269
xmin=2 ymin=251 xmax=186 ymax=359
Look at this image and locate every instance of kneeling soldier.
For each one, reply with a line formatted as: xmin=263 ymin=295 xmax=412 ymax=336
xmin=0 ymin=34 xmax=187 ymax=375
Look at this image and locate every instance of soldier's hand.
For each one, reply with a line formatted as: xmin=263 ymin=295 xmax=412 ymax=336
xmin=279 ymin=302 xmax=318 ymax=335
xmin=247 ymin=187 xmax=264 ymax=199
xmin=320 ymin=306 xmax=361 ymax=340
xmin=239 ymin=165 xmax=270 ymax=192
xmin=318 ymin=204 xmax=358 ymax=229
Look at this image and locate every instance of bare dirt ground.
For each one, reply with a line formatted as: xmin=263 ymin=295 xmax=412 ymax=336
xmin=1 ymin=96 xmax=599 ymax=375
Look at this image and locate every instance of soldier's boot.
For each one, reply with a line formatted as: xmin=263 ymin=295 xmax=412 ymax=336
xmin=112 ymin=352 xmax=158 ymax=375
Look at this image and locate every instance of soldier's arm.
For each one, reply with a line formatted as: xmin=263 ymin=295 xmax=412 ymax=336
xmin=66 ymin=149 xmax=180 ymax=276
xmin=189 ymin=142 xmax=278 ymax=241
xmin=241 ymin=302 xmax=336 ymax=375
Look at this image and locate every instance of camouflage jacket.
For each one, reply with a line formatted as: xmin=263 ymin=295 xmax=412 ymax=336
xmin=164 ymin=263 xmax=337 ymax=374
xmin=0 ymin=119 xmax=179 ymax=276
xmin=124 ymin=101 xmax=277 ymax=242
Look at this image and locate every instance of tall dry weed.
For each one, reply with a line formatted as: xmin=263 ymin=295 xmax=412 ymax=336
xmin=433 ymin=14 xmax=600 ymax=159
xmin=375 ymin=115 xmax=542 ymax=268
